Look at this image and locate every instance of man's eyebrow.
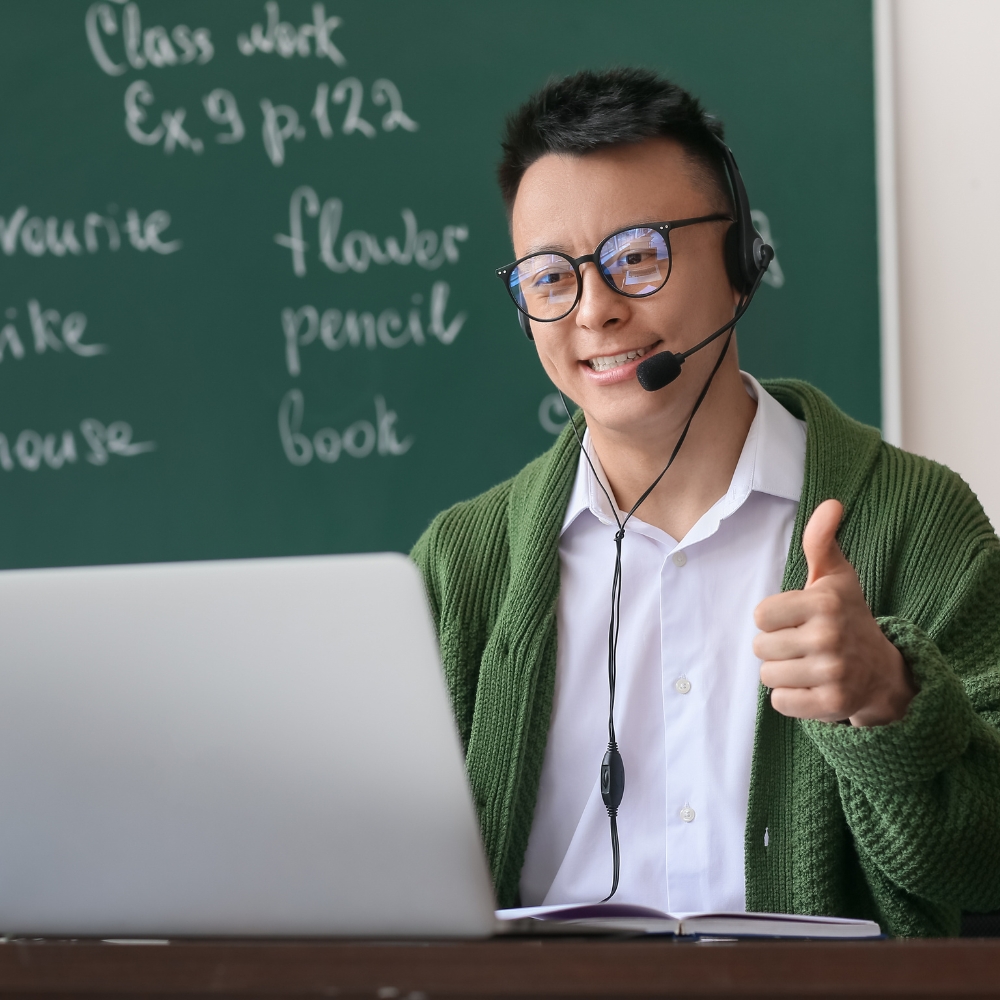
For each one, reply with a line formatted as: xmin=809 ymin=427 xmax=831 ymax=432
xmin=523 ymin=240 xmax=571 ymax=256
xmin=522 ymin=221 xmax=664 ymax=257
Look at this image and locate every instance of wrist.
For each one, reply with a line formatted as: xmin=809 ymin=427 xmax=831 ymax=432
xmin=849 ymin=642 xmax=916 ymax=728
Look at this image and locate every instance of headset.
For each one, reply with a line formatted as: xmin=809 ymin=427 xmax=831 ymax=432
xmin=507 ymin=136 xmax=773 ymax=901
xmin=517 ymin=136 xmax=772 ymax=352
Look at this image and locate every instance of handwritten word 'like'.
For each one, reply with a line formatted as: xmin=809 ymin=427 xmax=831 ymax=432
xmin=1 ymin=302 xmax=108 ymax=364
xmin=0 ymin=418 xmax=155 ymax=473
xmin=276 ymin=188 xmax=467 ymax=277
xmin=86 ymin=2 xmax=213 ymax=77
xmin=238 ymin=2 xmax=345 ymax=65
xmin=0 ymin=205 xmax=180 ymax=258
xmin=282 ymin=281 xmax=466 ymax=375
xmin=279 ymin=391 xmax=411 ymax=467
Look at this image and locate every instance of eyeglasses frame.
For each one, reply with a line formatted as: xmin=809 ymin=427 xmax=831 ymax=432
xmin=495 ymin=213 xmax=732 ymax=323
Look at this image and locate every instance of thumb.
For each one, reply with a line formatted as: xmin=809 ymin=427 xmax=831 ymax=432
xmin=802 ymin=499 xmax=847 ymax=587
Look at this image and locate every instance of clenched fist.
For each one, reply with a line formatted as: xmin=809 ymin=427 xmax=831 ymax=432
xmin=753 ymin=499 xmax=916 ymax=728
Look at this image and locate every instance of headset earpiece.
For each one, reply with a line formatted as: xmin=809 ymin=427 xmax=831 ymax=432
xmin=714 ymin=137 xmax=772 ymax=296
xmin=723 ymin=222 xmax=744 ymax=292
xmin=518 ymin=310 xmax=533 ymax=340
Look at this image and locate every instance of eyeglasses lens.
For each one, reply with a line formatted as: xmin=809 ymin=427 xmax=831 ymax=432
xmin=510 ymin=254 xmax=579 ymax=322
xmin=599 ymin=228 xmax=670 ymax=295
xmin=509 ymin=228 xmax=671 ymax=322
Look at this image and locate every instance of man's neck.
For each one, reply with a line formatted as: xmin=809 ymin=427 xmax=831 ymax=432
xmin=585 ymin=360 xmax=757 ymax=542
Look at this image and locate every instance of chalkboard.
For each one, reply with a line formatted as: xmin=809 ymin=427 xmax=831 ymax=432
xmin=0 ymin=0 xmax=878 ymax=569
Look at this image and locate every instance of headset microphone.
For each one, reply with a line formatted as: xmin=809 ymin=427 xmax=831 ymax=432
xmin=635 ymin=241 xmax=773 ymax=392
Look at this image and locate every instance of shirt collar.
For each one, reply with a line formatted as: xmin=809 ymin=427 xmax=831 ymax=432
xmin=560 ymin=372 xmax=806 ymax=541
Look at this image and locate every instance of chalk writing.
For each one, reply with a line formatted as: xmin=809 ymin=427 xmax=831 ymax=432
xmin=261 ymin=99 xmax=306 ymax=166
xmin=278 ymin=390 xmax=412 ymax=466
xmin=0 ymin=418 xmax=155 ymax=472
xmin=539 ymin=393 xmax=569 ymax=435
xmin=202 ymin=89 xmax=245 ymax=144
xmin=311 ymin=77 xmax=418 ymax=142
xmin=86 ymin=2 xmax=213 ymax=77
xmin=237 ymin=3 xmax=346 ymax=65
xmin=0 ymin=302 xmax=108 ymax=364
xmin=119 ymin=74 xmax=418 ymax=164
xmin=750 ymin=210 xmax=785 ymax=289
xmin=0 ymin=205 xmax=180 ymax=257
xmin=281 ymin=282 xmax=466 ymax=375
xmin=79 ymin=418 xmax=156 ymax=465
xmin=275 ymin=188 xmax=468 ymax=277
xmin=125 ymin=80 xmax=204 ymax=154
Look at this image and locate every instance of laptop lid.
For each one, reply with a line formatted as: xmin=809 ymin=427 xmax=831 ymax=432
xmin=0 ymin=552 xmax=496 ymax=937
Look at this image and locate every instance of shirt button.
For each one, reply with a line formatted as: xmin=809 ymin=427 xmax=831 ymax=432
xmin=680 ymin=805 xmax=696 ymax=823
xmin=672 ymin=551 xmax=687 ymax=567
xmin=674 ymin=677 xmax=691 ymax=695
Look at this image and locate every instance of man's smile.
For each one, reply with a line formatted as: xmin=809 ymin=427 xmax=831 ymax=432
xmin=581 ymin=341 xmax=662 ymax=381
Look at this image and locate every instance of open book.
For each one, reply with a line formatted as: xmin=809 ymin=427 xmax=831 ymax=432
xmin=496 ymin=902 xmax=882 ymax=939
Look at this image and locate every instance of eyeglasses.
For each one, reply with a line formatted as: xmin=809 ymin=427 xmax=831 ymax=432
xmin=496 ymin=214 xmax=731 ymax=324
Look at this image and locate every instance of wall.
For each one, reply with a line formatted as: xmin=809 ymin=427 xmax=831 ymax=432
xmin=890 ymin=0 xmax=1000 ymax=527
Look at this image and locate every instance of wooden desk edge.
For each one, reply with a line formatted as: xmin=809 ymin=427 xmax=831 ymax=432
xmin=1 ymin=937 xmax=1000 ymax=997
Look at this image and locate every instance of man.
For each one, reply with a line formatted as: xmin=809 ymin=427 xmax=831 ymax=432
xmin=411 ymin=68 xmax=1000 ymax=936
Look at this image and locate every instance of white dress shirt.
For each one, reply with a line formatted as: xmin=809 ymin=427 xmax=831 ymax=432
xmin=519 ymin=373 xmax=806 ymax=913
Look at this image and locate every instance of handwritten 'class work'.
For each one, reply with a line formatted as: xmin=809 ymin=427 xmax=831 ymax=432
xmin=86 ymin=1 xmax=214 ymax=76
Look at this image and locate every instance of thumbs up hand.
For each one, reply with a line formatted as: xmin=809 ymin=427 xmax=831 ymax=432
xmin=753 ymin=499 xmax=916 ymax=727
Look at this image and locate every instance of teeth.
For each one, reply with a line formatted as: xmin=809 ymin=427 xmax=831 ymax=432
xmin=587 ymin=347 xmax=649 ymax=373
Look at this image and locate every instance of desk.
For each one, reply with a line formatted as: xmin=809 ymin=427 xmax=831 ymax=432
xmin=1 ymin=937 xmax=1000 ymax=999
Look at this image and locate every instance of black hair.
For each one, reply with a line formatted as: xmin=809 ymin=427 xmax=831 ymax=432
xmin=498 ymin=67 xmax=731 ymax=215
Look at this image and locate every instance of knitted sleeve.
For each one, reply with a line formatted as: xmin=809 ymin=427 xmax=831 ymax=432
xmin=410 ymin=481 xmax=513 ymax=752
xmin=803 ymin=463 xmax=1000 ymax=927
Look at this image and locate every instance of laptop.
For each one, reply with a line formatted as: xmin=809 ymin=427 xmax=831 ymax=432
xmin=0 ymin=552 xmax=496 ymax=937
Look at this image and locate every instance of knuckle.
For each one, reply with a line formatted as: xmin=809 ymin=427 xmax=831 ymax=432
xmin=811 ymin=620 xmax=841 ymax=653
xmin=818 ymin=686 xmax=849 ymax=719
xmin=819 ymin=655 xmax=849 ymax=685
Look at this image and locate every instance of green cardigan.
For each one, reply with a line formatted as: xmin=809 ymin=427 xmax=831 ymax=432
xmin=411 ymin=379 xmax=1000 ymax=937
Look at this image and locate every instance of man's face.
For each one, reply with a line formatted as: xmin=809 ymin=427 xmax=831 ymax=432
xmin=511 ymin=138 xmax=739 ymax=436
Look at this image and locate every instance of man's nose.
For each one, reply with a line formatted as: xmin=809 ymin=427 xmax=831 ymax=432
xmin=575 ymin=262 xmax=626 ymax=332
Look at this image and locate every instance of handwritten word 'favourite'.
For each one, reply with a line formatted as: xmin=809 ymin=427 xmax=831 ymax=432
xmin=0 ymin=418 xmax=155 ymax=473
xmin=1 ymin=302 xmax=108 ymax=363
xmin=0 ymin=206 xmax=180 ymax=258
xmin=278 ymin=391 xmax=411 ymax=467
xmin=281 ymin=282 xmax=465 ymax=375
xmin=86 ymin=2 xmax=213 ymax=76
xmin=276 ymin=188 xmax=467 ymax=277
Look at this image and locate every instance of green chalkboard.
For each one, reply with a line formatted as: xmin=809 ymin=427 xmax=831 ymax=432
xmin=0 ymin=0 xmax=878 ymax=569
